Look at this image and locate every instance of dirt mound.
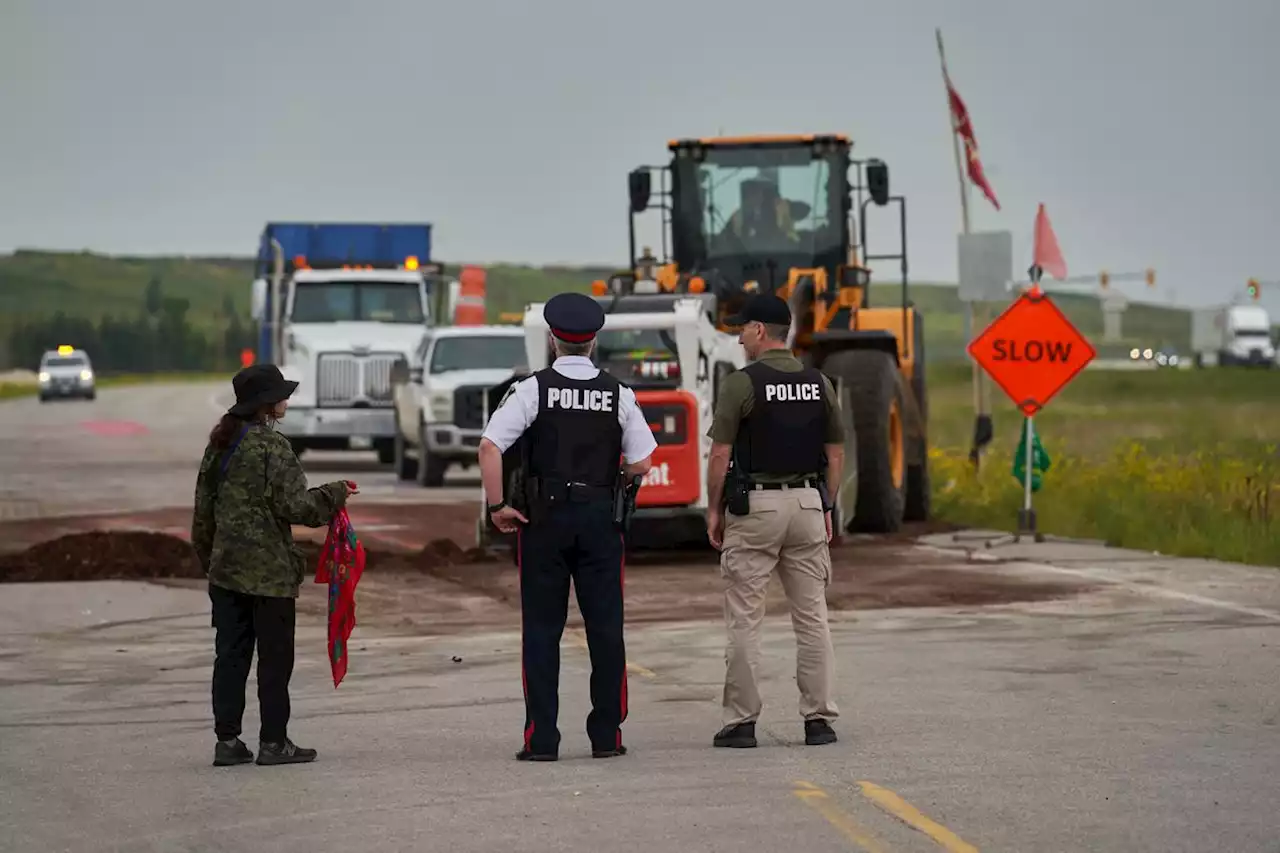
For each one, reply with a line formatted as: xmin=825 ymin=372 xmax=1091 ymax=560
xmin=297 ymin=537 xmax=496 ymax=576
xmin=0 ymin=531 xmax=205 ymax=582
xmin=0 ymin=528 xmax=500 ymax=584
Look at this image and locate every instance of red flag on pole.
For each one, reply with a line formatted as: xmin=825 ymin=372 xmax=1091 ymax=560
xmin=945 ymin=75 xmax=1001 ymax=211
xmin=314 ymin=505 xmax=365 ymax=687
xmin=1033 ymin=203 xmax=1068 ymax=281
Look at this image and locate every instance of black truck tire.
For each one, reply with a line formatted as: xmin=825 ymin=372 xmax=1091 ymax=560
xmin=822 ymin=349 xmax=906 ymax=534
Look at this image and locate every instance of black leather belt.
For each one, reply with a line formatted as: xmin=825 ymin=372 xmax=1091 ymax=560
xmin=544 ymin=481 xmax=613 ymax=502
xmin=752 ymin=479 xmax=818 ymax=490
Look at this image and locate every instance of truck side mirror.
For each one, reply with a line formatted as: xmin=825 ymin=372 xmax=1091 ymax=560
xmin=866 ymin=159 xmax=890 ymax=206
xmin=628 ymin=169 xmax=651 ymax=213
xmin=389 ymin=357 xmax=410 ymax=386
xmin=250 ymin=278 xmax=267 ymax=321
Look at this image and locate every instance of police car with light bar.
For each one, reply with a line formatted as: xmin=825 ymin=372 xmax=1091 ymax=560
xmin=38 ymin=346 xmax=96 ymax=402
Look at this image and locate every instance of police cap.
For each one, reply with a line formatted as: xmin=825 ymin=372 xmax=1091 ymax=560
xmin=725 ymin=293 xmax=791 ymax=327
xmin=545 ymin=291 xmax=606 ymax=343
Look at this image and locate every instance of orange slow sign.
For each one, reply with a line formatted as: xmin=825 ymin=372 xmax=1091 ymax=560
xmin=967 ymin=289 xmax=1096 ymax=417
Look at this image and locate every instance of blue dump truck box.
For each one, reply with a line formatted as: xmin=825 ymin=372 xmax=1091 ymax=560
xmin=255 ymin=222 xmax=432 ymax=276
xmin=254 ymin=222 xmax=434 ymax=361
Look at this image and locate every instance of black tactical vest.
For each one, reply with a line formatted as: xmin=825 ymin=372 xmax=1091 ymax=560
xmin=528 ymin=367 xmax=623 ymax=487
xmin=733 ymin=361 xmax=827 ymax=475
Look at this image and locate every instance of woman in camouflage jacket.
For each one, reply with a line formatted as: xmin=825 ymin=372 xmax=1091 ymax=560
xmin=192 ymin=363 xmax=355 ymax=768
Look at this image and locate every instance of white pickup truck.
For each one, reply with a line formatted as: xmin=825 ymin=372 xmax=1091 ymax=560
xmin=390 ymin=325 xmax=528 ymax=486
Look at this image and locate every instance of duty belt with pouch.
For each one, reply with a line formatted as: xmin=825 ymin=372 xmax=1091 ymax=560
xmin=527 ymin=476 xmax=614 ymax=524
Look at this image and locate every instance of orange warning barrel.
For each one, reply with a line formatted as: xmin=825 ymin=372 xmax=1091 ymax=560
xmin=455 ymin=266 xmax=487 ymax=325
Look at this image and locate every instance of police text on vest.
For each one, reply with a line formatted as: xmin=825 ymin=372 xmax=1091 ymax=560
xmin=764 ymin=382 xmax=821 ymax=402
xmin=547 ymin=387 xmax=614 ymax=410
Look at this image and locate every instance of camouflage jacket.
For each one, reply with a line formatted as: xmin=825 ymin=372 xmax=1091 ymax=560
xmin=191 ymin=424 xmax=348 ymax=598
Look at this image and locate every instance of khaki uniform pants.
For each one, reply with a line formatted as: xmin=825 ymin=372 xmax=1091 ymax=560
xmin=720 ymin=486 xmax=838 ymax=726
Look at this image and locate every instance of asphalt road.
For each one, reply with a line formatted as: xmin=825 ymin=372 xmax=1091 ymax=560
xmin=0 ymin=380 xmax=479 ymax=521
xmin=1 ymin=381 xmax=1278 ymax=852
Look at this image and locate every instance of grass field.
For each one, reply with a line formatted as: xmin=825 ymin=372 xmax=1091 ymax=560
xmin=925 ymin=363 xmax=1280 ymax=566
xmin=1 ymin=250 xmax=1196 ymax=364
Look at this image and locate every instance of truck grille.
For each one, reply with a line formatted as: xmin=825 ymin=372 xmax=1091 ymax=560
xmin=454 ymin=385 xmax=488 ymax=429
xmin=316 ymin=352 xmax=399 ymax=407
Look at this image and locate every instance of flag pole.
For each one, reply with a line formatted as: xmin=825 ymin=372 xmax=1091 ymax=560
xmin=936 ymin=28 xmax=990 ymax=471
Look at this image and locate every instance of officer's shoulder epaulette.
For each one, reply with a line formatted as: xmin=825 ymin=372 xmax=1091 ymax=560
xmin=497 ymin=382 xmax=522 ymax=408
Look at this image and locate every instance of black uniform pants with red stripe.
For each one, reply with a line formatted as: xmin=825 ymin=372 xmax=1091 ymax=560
xmin=517 ymin=499 xmax=627 ymax=754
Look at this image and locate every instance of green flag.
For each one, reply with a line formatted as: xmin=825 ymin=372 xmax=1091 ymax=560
xmin=1011 ymin=418 xmax=1051 ymax=492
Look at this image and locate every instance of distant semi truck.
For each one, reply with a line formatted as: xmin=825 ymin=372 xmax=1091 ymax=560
xmin=1190 ymin=304 xmax=1276 ymax=368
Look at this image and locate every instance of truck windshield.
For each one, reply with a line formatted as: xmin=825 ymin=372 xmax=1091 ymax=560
xmin=42 ymin=355 xmax=86 ymax=367
xmin=670 ymin=143 xmax=845 ymax=288
xmin=291 ymin=281 xmax=425 ymax=323
xmin=595 ymin=328 xmax=678 ymax=361
xmin=429 ymin=336 xmax=527 ymax=373
xmin=594 ymin=328 xmax=682 ymax=387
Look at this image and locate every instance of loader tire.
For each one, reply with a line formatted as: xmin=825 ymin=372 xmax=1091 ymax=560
xmin=823 ymin=349 xmax=906 ymax=534
xmin=903 ymin=309 xmax=931 ymax=522
xmin=827 ymin=374 xmax=858 ymax=538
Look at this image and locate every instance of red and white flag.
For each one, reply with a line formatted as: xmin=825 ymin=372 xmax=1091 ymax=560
xmin=943 ymin=66 xmax=1001 ymax=211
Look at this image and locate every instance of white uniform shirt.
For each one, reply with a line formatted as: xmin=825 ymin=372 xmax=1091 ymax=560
xmin=481 ymin=355 xmax=657 ymax=464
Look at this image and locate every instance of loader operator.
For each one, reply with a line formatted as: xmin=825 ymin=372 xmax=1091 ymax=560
xmin=478 ymin=291 xmax=656 ymax=762
xmin=704 ymin=293 xmax=845 ymax=749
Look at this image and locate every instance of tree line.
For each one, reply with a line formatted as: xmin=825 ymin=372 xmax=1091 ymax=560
xmin=3 ymin=277 xmax=254 ymax=374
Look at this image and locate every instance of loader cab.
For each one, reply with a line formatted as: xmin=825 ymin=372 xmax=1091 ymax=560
xmin=625 ymin=135 xmax=890 ymax=306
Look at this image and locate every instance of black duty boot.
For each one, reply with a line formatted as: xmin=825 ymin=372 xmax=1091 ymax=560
xmin=592 ymin=744 xmax=628 ymax=759
xmin=256 ymin=738 xmax=317 ymax=765
xmin=713 ymin=722 xmax=757 ymax=748
xmin=804 ymin=718 xmax=837 ymax=746
xmin=212 ymin=737 xmax=254 ymax=766
xmin=515 ymin=748 xmax=558 ymax=762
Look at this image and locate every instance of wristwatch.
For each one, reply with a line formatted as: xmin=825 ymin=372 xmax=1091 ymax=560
xmin=487 ymin=500 xmax=507 ymax=514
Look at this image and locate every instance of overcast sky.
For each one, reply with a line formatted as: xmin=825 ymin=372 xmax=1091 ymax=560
xmin=3 ymin=0 xmax=1277 ymax=307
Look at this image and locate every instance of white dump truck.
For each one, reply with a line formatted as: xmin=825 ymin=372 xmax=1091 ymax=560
xmin=249 ymin=222 xmax=448 ymax=463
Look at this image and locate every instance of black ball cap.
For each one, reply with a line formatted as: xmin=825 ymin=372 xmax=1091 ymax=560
xmin=725 ymin=294 xmax=792 ymax=327
xmin=545 ymin=291 xmax=605 ymax=343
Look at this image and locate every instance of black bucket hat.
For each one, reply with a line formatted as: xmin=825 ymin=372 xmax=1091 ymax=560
xmin=227 ymin=364 xmax=298 ymax=418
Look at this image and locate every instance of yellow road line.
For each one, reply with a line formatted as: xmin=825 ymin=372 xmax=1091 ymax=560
xmin=792 ymin=781 xmax=890 ymax=853
xmin=564 ymin=629 xmax=656 ymax=678
xmin=857 ymin=781 xmax=979 ymax=853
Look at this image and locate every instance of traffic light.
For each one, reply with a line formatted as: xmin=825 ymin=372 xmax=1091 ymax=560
xmin=1247 ymin=278 xmax=1260 ymax=300
xmin=1099 ymin=270 xmax=1109 ymax=289
xmin=1145 ymin=268 xmax=1156 ymax=287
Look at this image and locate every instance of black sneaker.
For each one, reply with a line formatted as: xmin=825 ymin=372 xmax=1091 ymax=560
xmin=515 ymin=748 xmax=558 ymax=762
xmin=804 ymin=719 xmax=837 ymax=745
xmin=256 ymin=738 xmax=317 ymax=765
xmin=713 ymin=722 xmax=757 ymax=748
xmin=212 ymin=737 xmax=254 ymax=766
xmin=592 ymin=744 xmax=627 ymax=759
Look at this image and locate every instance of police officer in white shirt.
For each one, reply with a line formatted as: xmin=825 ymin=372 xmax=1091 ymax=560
xmin=478 ymin=291 xmax=656 ymax=762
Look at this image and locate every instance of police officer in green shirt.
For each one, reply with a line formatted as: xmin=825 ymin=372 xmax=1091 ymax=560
xmin=704 ymin=293 xmax=845 ymax=749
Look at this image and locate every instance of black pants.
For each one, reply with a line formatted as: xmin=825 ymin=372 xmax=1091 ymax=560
xmin=209 ymin=583 xmax=296 ymax=744
xmin=517 ymin=499 xmax=627 ymax=754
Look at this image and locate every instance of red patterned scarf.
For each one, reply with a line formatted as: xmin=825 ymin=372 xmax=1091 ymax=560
xmin=314 ymin=508 xmax=366 ymax=687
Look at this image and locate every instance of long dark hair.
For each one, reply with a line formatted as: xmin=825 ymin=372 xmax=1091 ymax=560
xmin=209 ymin=405 xmax=281 ymax=449
xmin=209 ymin=414 xmax=251 ymax=450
